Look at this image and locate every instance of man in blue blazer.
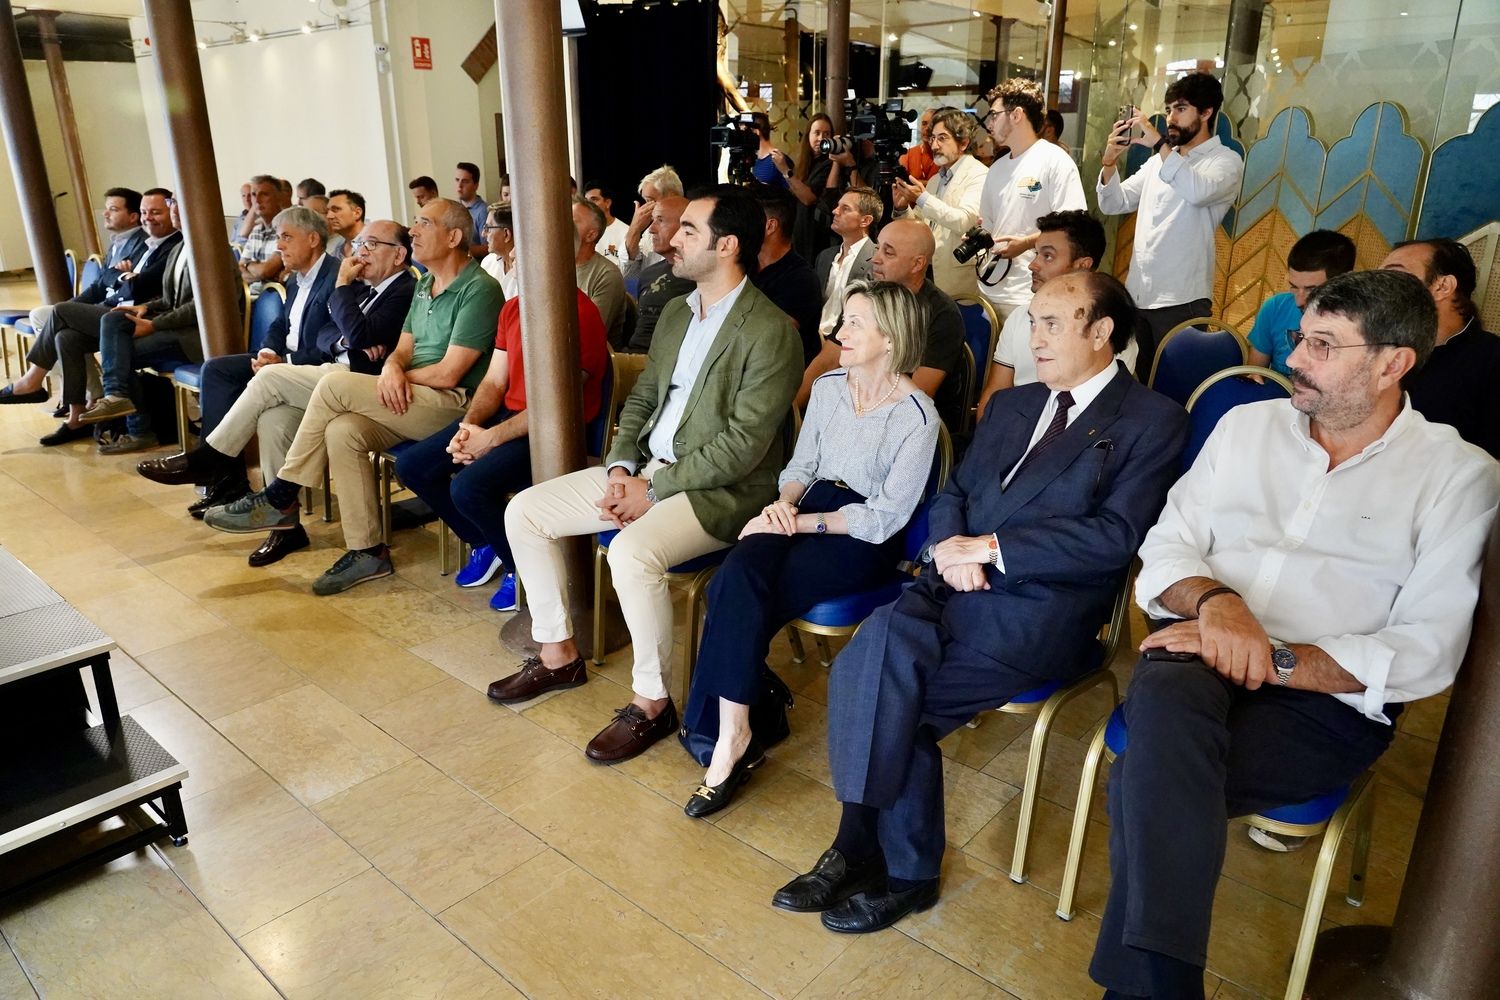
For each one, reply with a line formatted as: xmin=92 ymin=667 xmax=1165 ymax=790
xmin=773 ymin=271 xmax=1190 ymax=932
xmin=135 ymin=212 xmax=407 ymax=563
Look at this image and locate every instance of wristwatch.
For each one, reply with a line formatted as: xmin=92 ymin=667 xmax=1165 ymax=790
xmin=815 ymin=513 xmax=827 ymax=534
xmin=1270 ymin=639 xmax=1296 ymax=687
xmin=645 ymin=481 xmax=657 ymax=505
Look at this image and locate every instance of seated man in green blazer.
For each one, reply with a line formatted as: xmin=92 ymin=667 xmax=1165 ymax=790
xmin=492 ymin=184 xmax=804 ymax=764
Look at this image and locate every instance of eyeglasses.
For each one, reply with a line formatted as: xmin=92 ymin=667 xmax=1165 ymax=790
xmin=352 ymin=237 xmax=401 ymax=251
xmin=982 ymin=106 xmax=1013 ymax=125
xmin=480 ymin=224 xmax=509 ymax=234
xmin=1286 ymin=330 xmax=1400 ymax=362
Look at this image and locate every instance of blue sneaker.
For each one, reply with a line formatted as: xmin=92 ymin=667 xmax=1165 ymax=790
xmin=455 ymin=545 xmax=502 ymax=588
xmin=489 ymin=573 xmax=518 ymax=612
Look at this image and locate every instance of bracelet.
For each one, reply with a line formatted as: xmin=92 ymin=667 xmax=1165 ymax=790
xmin=1195 ymin=586 xmax=1240 ymax=616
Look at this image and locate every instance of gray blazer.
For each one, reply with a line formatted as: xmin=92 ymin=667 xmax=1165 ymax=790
xmin=814 ymin=239 xmax=876 ymax=301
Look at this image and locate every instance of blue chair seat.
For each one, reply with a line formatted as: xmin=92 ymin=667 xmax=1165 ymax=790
xmin=13 ymin=318 xmax=34 ymax=336
xmin=148 ymin=357 xmax=191 ymax=376
xmin=172 ymin=364 xmax=204 ymax=390
xmin=1102 ymin=704 xmax=1348 ymax=823
xmin=596 ymin=528 xmax=727 ymax=574
xmin=796 ymin=576 xmax=907 ymax=628
xmin=0 ymin=310 xmax=30 ymax=326
xmin=1009 ymin=678 xmax=1066 ymax=707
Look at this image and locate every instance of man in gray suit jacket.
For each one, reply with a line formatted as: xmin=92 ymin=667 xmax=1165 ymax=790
xmin=812 ymin=187 xmax=880 ymax=342
xmin=492 ymin=185 xmax=803 ymax=766
xmin=773 ymin=271 xmax=1189 ymax=932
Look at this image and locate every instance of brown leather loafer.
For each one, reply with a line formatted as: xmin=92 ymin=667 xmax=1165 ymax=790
xmin=248 ymin=523 xmax=310 ymax=567
xmin=486 ymin=656 xmax=588 ymax=703
xmin=585 ymin=699 xmax=678 ymax=764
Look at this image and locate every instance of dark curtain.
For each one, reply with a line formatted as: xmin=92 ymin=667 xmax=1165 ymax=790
xmin=576 ymin=0 xmax=721 ymax=206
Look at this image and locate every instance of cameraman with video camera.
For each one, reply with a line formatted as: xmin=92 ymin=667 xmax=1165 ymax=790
xmin=745 ymin=111 xmax=794 ymax=190
xmin=890 ymin=107 xmax=988 ymax=300
xmin=972 ymin=79 xmax=1087 ymax=322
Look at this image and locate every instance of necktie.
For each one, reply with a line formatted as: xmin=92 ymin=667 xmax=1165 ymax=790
xmin=1012 ymin=390 xmax=1074 ymax=480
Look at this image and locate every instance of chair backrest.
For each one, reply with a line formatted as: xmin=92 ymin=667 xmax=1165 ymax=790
xmin=898 ymin=422 xmax=954 ymax=566
xmin=957 ymin=342 xmax=977 ymax=435
xmin=622 ymin=293 xmax=639 ymax=343
xmin=1148 ymin=318 xmax=1248 ymax=406
xmin=248 ymin=282 xmax=288 ymax=354
xmin=624 ymin=275 xmax=641 ymax=299
xmin=954 ymin=297 xmax=1000 ymax=404
xmin=80 ymin=254 xmax=103 ymax=293
xmin=1460 ymin=221 xmax=1500 ymax=334
xmin=408 ymin=265 xmax=421 ymax=279
xmin=586 ymin=347 xmax=618 ymax=459
xmin=64 ymin=249 xmax=78 ymax=295
xmin=1181 ymin=365 xmax=1292 ymax=471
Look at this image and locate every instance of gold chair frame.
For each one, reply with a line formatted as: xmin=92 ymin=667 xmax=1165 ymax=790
xmin=1146 ymin=317 xmax=1250 ymax=389
xmin=1056 ymin=718 xmax=1375 ymax=1000
xmin=1184 ymin=364 xmax=1294 ymax=410
xmin=955 ymin=295 xmax=1001 ymax=428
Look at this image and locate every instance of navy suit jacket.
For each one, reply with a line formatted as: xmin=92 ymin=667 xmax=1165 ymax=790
xmin=75 ymin=229 xmax=149 ymax=305
xmin=103 ymin=230 xmax=183 ymax=307
xmin=263 ymin=254 xmax=340 ymax=366
xmin=923 ymin=361 xmax=1189 ymax=672
xmin=314 ymin=270 xmax=417 ymax=375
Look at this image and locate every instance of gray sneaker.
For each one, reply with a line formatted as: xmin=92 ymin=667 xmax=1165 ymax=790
xmin=313 ymin=548 xmax=393 ymax=596
xmin=78 ymin=394 xmax=138 ymax=425
xmin=98 ymin=431 xmax=159 ymax=455
xmin=204 ymin=490 xmax=299 ymax=534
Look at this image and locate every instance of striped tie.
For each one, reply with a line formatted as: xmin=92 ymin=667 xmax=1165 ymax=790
xmin=1012 ymin=390 xmax=1074 ymax=480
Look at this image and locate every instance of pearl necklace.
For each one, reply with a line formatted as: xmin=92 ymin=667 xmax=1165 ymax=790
xmin=850 ymin=371 xmax=901 ymax=417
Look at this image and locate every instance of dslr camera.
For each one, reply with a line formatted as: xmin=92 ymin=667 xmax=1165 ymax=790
xmin=952 ymin=225 xmax=995 ymax=264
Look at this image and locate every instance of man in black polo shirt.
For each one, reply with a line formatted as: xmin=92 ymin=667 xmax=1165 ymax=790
xmin=1382 ymin=238 xmax=1500 ymax=458
xmin=751 ymin=186 xmax=823 ymax=365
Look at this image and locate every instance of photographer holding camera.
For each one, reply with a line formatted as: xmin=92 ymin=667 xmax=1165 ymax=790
xmin=745 ymin=111 xmax=794 ymax=190
xmin=1096 ymin=71 xmax=1243 ymax=378
xmin=772 ymin=113 xmax=841 ymax=261
xmin=974 ymin=79 xmax=1087 ymax=322
xmin=890 ymin=107 xmax=988 ymax=301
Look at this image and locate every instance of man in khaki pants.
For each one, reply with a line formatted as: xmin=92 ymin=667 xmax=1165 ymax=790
xmin=490 ymin=184 xmax=803 ymax=765
xmin=204 ymin=199 xmax=503 ymax=595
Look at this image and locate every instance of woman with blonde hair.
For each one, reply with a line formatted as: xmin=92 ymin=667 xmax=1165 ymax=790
xmin=680 ymin=279 xmax=939 ymax=817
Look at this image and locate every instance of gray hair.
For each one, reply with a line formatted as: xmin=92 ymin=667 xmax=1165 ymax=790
xmin=842 ymin=279 xmax=927 ymax=376
xmin=572 ymin=196 xmax=606 ymax=240
xmin=272 ymin=206 xmax=328 ymax=247
xmin=932 ymin=108 xmax=979 ymax=152
xmin=639 ymin=164 xmax=683 ymax=198
xmin=430 ymin=198 xmax=476 ymax=242
xmin=249 ymin=174 xmax=278 ymax=189
xmin=1305 ymin=269 xmax=1438 ymax=373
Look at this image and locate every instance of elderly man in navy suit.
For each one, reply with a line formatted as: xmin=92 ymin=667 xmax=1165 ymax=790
xmin=773 ymin=271 xmax=1190 ymax=932
xmin=137 ymin=215 xmax=413 ymax=563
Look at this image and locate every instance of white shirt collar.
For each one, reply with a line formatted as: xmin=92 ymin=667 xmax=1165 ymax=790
xmin=685 ymin=275 xmax=748 ymax=323
xmin=837 ymin=236 xmax=869 ymax=262
xmin=110 ymin=226 xmax=142 ymax=247
xmin=1288 ymin=394 xmax=1416 ymax=465
xmin=1048 ymin=358 xmax=1120 ymax=414
xmin=298 ymin=252 xmax=327 ymax=287
xmin=144 ymin=231 xmax=170 ymax=250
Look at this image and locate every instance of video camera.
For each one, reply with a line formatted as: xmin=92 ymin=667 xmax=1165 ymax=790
xmin=820 ymin=97 xmax=915 ymax=189
xmin=710 ymin=112 xmax=762 ymax=184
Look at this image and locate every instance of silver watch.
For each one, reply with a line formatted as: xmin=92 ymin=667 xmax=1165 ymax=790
xmin=645 ymin=481 xmax=657 ymax=505
xmin=1270 ymin=639 xmax=1296 ymax=686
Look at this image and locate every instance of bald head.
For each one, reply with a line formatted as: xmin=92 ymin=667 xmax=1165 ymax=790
xmin=872 ymin=218 xmax=935 ymax=291
xmin=650 ymin=195 xmax=691 ymax=261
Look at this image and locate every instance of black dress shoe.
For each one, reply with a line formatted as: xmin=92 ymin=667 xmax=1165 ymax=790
xmin=820 ymin=878 xmax=939 ymax=933
xmin=50 ymin=400 xmax=67 ymax=418
xmin=248 ymin=522 xmax=310 ymax=567
xmin=39 ymin=423 xmax=92 ymax=447
xmin=189 ymin=477 xmax=251 ymax=520
xmin=684 ymin=739 xmax=765 ymax=819
xmin=772 ymin=849 xmax=887 ymax=913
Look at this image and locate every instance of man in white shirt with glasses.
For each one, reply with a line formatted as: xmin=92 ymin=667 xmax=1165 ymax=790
xmin=1089 ymin=269 xmax=1500 ymax=1000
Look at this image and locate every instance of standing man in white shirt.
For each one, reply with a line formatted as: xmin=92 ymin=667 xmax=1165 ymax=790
xmin=1096 ymin=71 xmax=1244 ymax=379
xmin=1088 ymin=269 xmax=1500 ymax=1000
xmin=891 ymin=107 xmax=988 ymax=301
xmin=974 ymin=79 xmax=1088 ymax=322
xmin=583 ymin=180 xmax=632 ymax=271
xmin=491 ymin=185 xmax=803 ymax=766
xmin=814 ymin=187 xmax=880 ymax=340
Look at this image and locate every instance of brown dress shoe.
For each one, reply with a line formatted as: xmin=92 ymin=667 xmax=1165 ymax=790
xmin=585 ymin=700 xmax=678 ymax=764
xmin=487 ymin=656 xmax=588 ymax=703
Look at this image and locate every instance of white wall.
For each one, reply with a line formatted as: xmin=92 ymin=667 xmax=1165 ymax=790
xmin=0 ymin=59 xmax=157 ymax=273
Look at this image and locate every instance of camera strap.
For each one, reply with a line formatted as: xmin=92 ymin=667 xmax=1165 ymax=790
xmin=975 ymin=252 xmax=1013 ymax=288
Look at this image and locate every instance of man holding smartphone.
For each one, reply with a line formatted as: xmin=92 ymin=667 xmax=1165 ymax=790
xmin=1090 ymin=270 xmax=1500 ymax=999
xmin=1096 ymin=72 xmax=1243 ymax=379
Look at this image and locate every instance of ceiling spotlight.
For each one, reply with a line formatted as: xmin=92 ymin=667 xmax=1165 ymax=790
xmin=1154 ymin=43 xmax=1163 ymax=53
xmin=230 ymin=27 xmax=247 ymax=44
xmin=302 ymin=21 xmax=313 ymax=33
xmin=1270 ymin=47 xmax=1278 ymax=54
xmin=1108 ymin=39 xmax=1117 ymax=47
xmin=196 ymin=37 xmax=208 ymax=49
xmin=887 ymin=32 xmax=898 ymax=42
xmin=1128 ymin=23 xmax=1137 ymax=31
xmin=971 ymin=9 xmax=981 ymax=16
xmin=248 ymin=28 xmax=262 ymax=42
xmin=1400 ymin=10 xmax=1409 ymax=15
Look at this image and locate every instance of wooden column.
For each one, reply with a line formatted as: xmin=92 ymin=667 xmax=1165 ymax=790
xmin=141 ymin=0 xmax=243 ymax=360
xmin=1307 ymin=516 xmax=1500 ymax=999
xmin=826 ymin=0 xmax=849 ymax=131
xmin=34 ymin=10 xmax=99 ymax=258
xmin=0 ymin=3 xmax=70 ymax=302
xmin=782 ymin=12 xmax=799 ymax=104
xmin=1044 ymin=0 xmax=1069 ymax=99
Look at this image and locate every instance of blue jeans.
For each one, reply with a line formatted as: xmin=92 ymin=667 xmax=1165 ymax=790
xmin=98 ymin=310 xmax=193 ymax=436
xmin=393 ymin=413 xmax=532 ymax=567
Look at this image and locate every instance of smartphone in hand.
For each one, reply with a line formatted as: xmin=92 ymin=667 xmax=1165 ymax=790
xmin=1144 ymin=648 xmax=1198 ymax=662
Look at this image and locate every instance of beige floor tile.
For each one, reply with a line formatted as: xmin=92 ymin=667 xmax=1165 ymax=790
xmin=518 ymin=668 xmax=641 ymax=747
xmin=963 ymin=794 xmax=1114 ymax=915
xmin=242 ymin=869 xmax=520 ymax=999
xmin=944 ymin=757 xmax=1023 ymax=848
xmin=772 ymin=695 xmax=834 ymax=788
xmin=137 ymin=626 xmax=307 ymax=721
xmin=69 ymin=576 xmax=227 ymax=657
xmin=981 ymin=728 xmax=1091 ymax=810
xmin=0 ymin=851 xmax=281 ymax=1000
xmin=1373 ymin=731 xmax=1438 ymax=800
xmin=796 ymin=933 xmax=1018 ymax=999
xmin=1221 ymin=821 xmax=1407 ymax=930
xmin=82 ymin=649 xmax=167 ymax=713
xmin=0 ymin=939 xmax=35 ymax=1000
xmin=410 ymin=619 xmax=523 ymax=694
xmin=441 ymin=851 xmax=764 ymax=1000
xmin=1396 ymin=693 xmax=1448 ymax=742
xmin=366 ymin=678 xmax=576 ymax=801
xmin=901 ymin=852 xmax=1106 ymax=1000
xmin=940 ymin=711 xmax=1030 ymax=770
xmin=315 ymin=758 xmax=545 ymax=912
xmin=128 ymin=694 xmax=261 ymax=801
xmin=1202 ymin=874 xmax=1310 ymax=999
xmin=711 ymin=764 xmax=843 ymax=870
xmin=214 ymin=684 xmax=413 ymax=804
xmin=320 ymin=572 xmax=480 ymax=648
xmin=1369 ymin=780 xmax=1423 ymax=862
xmin=505 ymin=762 xmax=850 ymax=998
xmin=164 ymin=771 xmax=370 ymax=936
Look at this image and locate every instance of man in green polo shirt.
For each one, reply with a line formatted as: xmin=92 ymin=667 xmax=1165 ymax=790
xmin=205 ymin=198 xmax=504 ymax=594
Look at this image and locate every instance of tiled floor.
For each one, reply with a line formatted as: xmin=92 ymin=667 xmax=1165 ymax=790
xmin=0 ymin=306 xmax=1443 ymax=999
